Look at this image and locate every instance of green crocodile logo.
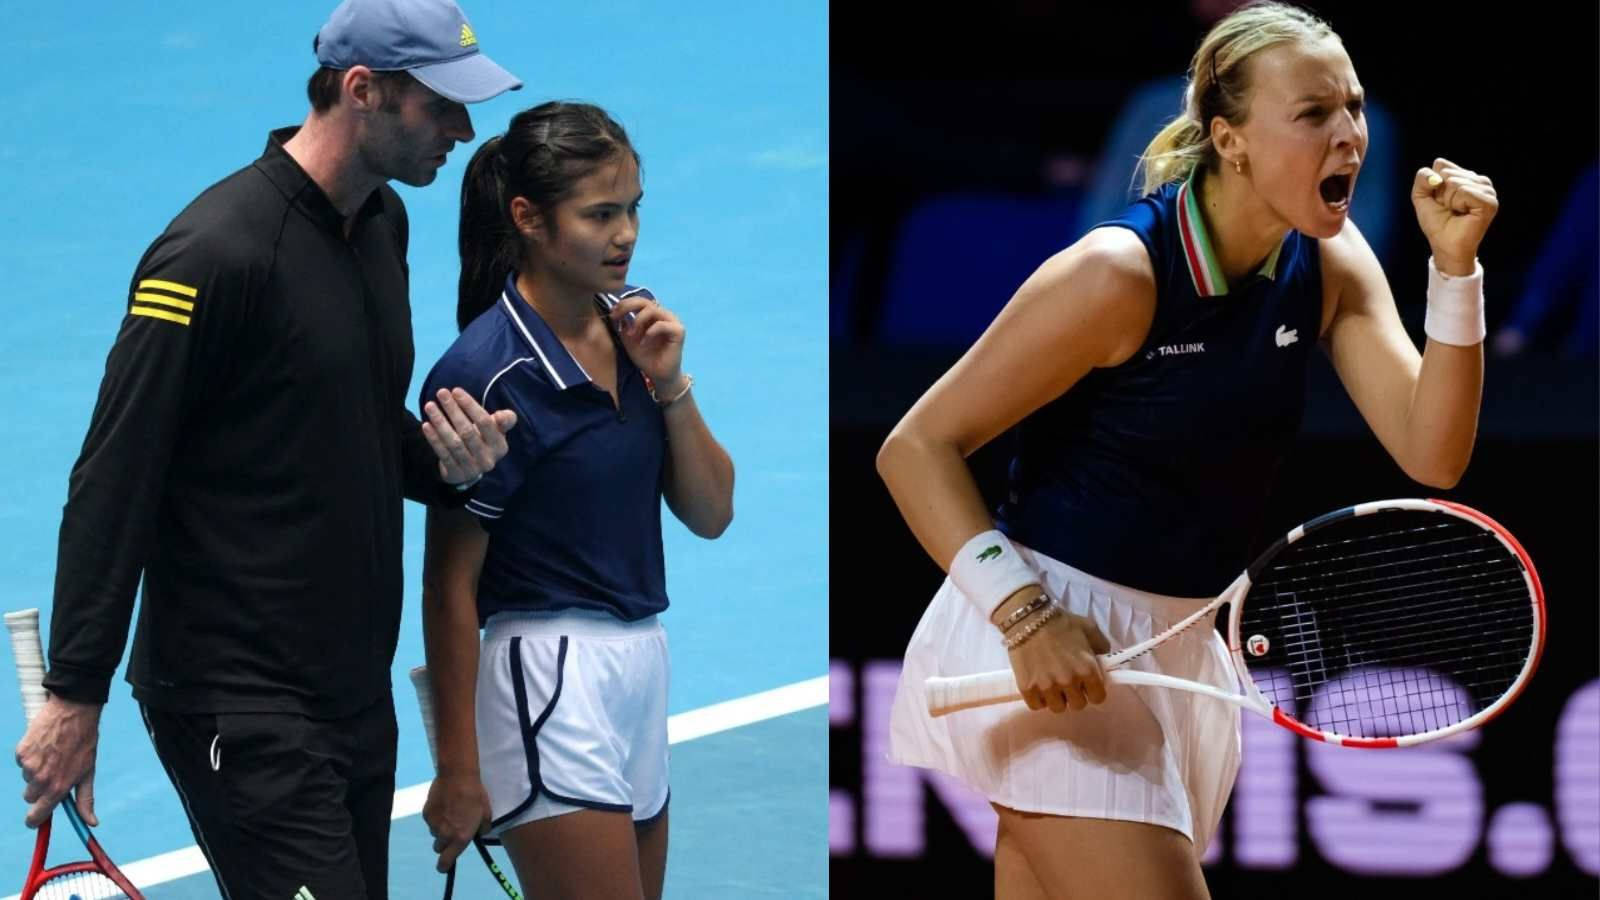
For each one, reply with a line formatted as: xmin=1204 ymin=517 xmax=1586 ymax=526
xmin=976 ymin=545 xmax=1002 ymax=562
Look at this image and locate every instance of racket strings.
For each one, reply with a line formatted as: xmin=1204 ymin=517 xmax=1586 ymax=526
xmin=36 ymin=869 xmax=130 ymax=899
xmin=1241 ymin=511 xmax=1534 ymax=740
xmin=1274 ymin=585 xmax=1531 ymax=645
xmin=1272 ymin=634 xmax=1534 ymax=670
xmin=1258 ymin=607 xmax=1530 ymax=724
xmin=1254 ymin=663 xmax=1514 ymax=734
xmin=1268 ymin=538 xmax=1509 ymax=597
xmin=1268 ymin=521 xmax=1465 ymax=564
xmin=1267 ymin=557 xmax=1514 ymax=609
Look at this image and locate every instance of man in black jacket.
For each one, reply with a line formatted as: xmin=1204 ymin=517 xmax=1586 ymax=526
xmin=15 ymin=0 xmax=523 ymax=896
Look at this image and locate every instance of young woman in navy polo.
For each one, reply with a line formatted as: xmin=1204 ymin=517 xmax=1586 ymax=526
xmin=416 ymin=101 xmax=734 ymax=900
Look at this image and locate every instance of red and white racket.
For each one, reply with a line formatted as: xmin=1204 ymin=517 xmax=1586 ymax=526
xmin=5 ymin=608 xmax=144 ymax=899
xmin=924 ymin=499 xmax=1545 ymax=748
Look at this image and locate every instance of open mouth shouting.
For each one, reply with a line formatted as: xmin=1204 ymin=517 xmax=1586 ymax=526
xmin=1319 ymin=164 xmax=1358 ymax=213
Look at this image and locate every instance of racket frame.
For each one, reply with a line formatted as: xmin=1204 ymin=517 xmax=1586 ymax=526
xmin=6 ymin=608 xmax=145 ymax=899
xmin=926 ymin=498 xmax=1546 ymax=749
xmin=1225 ymin=498 xmax=1545 ymax=747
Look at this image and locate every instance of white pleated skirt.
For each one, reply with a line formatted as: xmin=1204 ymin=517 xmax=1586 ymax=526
xmin=888 ymin=542 xmax=1242 ymax=853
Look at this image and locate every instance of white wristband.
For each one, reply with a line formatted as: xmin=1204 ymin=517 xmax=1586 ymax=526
xmin=948 ymin=530 xmax=1039 ymax=618
xmin=1423 ymin=257 xmax=1486 ymax=347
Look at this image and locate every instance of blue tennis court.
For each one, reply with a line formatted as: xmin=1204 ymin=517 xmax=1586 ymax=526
xmin=0 ymin=0 xmax=826 ymax=896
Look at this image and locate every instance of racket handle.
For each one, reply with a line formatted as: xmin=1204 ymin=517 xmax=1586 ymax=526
xmin=409 ymin=665 xmax=440 ymax=767
xmin=926 ymin=668 xmax=1251 ymax=717
xmin=5 ymin=608 xmax=46 ymax=722
xmin=924 ymin=670 xmax=1019 ymax=716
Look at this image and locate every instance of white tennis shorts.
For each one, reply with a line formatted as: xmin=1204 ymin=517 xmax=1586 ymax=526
xmin=477 ymin=608 xmax=670 ymax=837
xmin=888 ymin=542 xmax=1241 ymax=854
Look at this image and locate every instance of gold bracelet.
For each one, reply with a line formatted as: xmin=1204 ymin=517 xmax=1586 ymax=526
xmin=997 ymin=593 xmax=1050 ymax=633
xmin=1003 ymin=603 xmax=1061 ymax=650
xmin=655 ymin=374 xmax=694 ymax=407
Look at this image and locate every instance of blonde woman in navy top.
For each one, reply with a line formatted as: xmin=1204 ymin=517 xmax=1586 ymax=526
xmin=882 ymin=4 xmax=1498 ymax=898
xmin=417 ymin=101 xmax=734 ymax=900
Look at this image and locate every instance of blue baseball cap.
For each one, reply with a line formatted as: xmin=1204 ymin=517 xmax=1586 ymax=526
xmin=314 ymin=0 xmax=522 ymax=104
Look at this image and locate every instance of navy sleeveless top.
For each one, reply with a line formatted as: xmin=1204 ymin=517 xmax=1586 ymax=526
xmin=995 ymin=175 xmax=1323 ymax=597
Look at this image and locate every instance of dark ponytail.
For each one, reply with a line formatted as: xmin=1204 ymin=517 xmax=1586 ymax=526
xmin=457 ymin=136 xmax=519 ymax=330
xmin=455 ymin=101 xmax=641 ymax=331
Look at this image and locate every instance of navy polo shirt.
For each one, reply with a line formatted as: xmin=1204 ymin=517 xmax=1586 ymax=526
xmin=995 ymin=173 xmax=1322 ymax=598
xmin=421 ymin=275 xmax=669 ymax=624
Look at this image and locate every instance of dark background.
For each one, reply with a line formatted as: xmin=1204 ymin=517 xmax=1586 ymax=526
xmin=829 ymin=1 xmax=1599 ymax=896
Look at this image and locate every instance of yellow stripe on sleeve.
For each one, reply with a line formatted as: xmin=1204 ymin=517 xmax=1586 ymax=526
xmin=137 ymin=278 xmax=199 ymax=298
xmin=132 ymin=291 xmax=195 ymax=312
xmin=130 ymin=305 xmax=192 ymax=326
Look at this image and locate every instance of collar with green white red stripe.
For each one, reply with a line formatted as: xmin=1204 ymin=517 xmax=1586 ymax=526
xmin=1175 ymin=169 xmax=1286 ymax=297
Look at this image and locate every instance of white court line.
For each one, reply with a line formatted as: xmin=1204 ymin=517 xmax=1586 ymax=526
xmin=3 ymin=676 xmax=827 ymax=899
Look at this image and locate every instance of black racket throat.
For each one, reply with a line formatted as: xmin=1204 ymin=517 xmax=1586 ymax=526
xmin=441 ymin=839 xmax=519 ymax=900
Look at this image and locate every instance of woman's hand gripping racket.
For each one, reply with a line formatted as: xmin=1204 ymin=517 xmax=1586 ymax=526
xmin=409 ymin=666 xmax=521 ymax=900
xmin=925 ymin=499 xmax=1545 ymax=748
xmin=5 ymin=609 xmax=144 ymax=899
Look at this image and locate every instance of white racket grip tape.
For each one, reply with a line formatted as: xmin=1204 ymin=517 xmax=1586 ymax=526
xmin=925 ymin=670 xmax=1020 ymax=716
xmin=408 ymin=665 xmax=440 ymax=767
xmin=1423 ymin=257 xmax=1485 ymax=346
xmin=5 ymin=609 xmax=46 ymax=723
xmin=926 ymin=667 xmax=1254 ymax=717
